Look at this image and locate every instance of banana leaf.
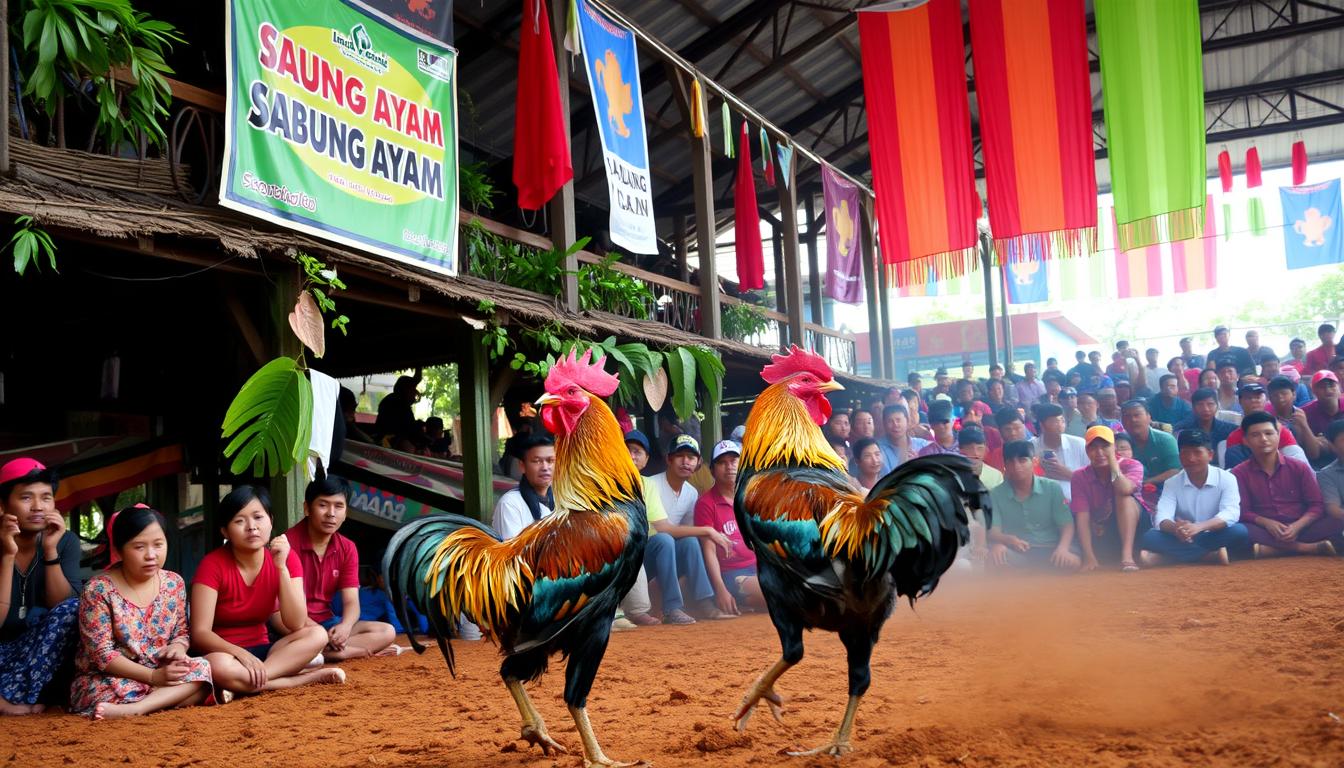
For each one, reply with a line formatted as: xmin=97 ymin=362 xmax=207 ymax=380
xmin=220 ymin=357 xmax=313 ymax=477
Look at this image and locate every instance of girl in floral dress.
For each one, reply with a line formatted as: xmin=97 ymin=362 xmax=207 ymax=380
xmin=70 ymin=505 xmax=212 ymax=719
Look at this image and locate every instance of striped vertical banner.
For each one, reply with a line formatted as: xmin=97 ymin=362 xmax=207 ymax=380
xmin=1112 ymin=208 xmax=1162 ymax=298
xmin=1170 ymin=195 xmax=1218 ymax=293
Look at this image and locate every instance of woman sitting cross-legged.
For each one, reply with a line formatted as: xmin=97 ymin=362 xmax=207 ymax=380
xmin=190 ymin=486 xmax=344 ymax=697
xmin=70 ymin=505 xmax=213 ymax=720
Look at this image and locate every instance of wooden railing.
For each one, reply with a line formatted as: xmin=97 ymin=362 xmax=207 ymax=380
xmin=805 ymin=323 xmax=858 ymax=375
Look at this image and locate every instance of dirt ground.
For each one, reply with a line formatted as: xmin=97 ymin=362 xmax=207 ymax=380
xmin=9 ymin=557 xmax=1344 ymax=768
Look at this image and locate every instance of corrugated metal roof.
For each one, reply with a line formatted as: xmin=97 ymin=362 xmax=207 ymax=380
xmin=454 ymin=0 xmax=1344 ymax=240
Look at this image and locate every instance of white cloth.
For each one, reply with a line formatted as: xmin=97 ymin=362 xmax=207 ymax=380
xmin=620 ymin=568 xmax=651 ymax=615
xmin=650 ymin=472 xmax=699 ymax=526
xmin=492 ymin=488 xmax=551 ymax=540
xmin=307 ymin=369 xmax=339 ymax=478
xmin=1153 ymin=467 xmax=1241 ymax=527
xmin=1033 ymin=433 xmax=1088 ymax=502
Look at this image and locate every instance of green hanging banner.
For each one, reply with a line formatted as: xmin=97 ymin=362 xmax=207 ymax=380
xmin=1095 ymin=0 xmax=1206 ymax=252
xmin=221 ymin=0 xmax=460 ymax=275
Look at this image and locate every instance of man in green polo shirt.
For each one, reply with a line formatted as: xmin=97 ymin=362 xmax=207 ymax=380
xmin=987 ymin=440 xmax=1079 ymax=570
xmin=1121 ymin=399 xmax=1181 ymax=485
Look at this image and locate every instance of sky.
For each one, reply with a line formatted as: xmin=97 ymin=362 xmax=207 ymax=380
xmin=708 ymin=159 xmax=1344 ymax=359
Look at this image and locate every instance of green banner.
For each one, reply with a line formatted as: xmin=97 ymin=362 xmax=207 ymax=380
xmin=221 ymin=0 xmax=459 ymax=275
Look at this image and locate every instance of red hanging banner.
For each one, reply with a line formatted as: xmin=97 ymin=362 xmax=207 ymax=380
xmin=858 ymin=0 xmax=978 ymax=286
xmin=513 ymin=0 xmax=573 ymax=210
xmin=734 ymin=122 xmax=765 ymax=292
xmin=968 ymin=0 xmax=1097 ymax=263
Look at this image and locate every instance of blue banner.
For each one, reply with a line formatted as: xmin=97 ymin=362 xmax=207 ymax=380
xmin=576 ymin=0 xmax=657 ymax=254
xmin=1004 ymin=254 xmax=1049 ymax=304
xmin=1280 ymin=179 xmax=1342 ymax=270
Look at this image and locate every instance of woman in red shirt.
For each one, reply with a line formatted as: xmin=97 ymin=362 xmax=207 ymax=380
xmin=190 ymin=487 xmax=343 ymax=696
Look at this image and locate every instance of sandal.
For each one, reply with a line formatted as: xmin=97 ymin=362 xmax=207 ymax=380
xmin=1120 ymin=561 xmax=1140 ymax=573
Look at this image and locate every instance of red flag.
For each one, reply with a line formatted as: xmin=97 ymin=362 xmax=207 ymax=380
xmin=1245 ymin=147 xmax=1262 ymax=188
xmin=1292 ymin=140 xmax=1309 ymax=185
xmin=1218 ymin=149 xmax=1233 ymax=193
xmin=513 ymin=0 xmax=573 ymax=210
xmin=734 ymin=122 xmax=765 ymax=291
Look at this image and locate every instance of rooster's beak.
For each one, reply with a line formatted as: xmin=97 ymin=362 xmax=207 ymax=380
xmin=819 ymin=380 xmax=845 ymax=393
xmin=536 ymin=393 xmax=561 ymax=406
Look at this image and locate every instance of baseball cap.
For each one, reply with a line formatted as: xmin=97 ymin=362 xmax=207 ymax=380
xmin=668 ymin=434 xmax=701 ymax=456
xmin=730 ymin=425 xmax=747 ymax=442
xmin=623 ymin=430 xmax=650 ymax=453
xmin=0 ymin=457 xmax=57 ymax=497
xmin=1177 ymin=429 xmax=1211 ymax=449
xmin=1061 ymin=387 xmax=1078 ymax=397
xmin=932 ymin=392 xmax=953 ymax=403
xmin=711 ymin=440 xmax=741 ymax=462
xmin=1306 ymin=368 xmax=1338 ymax=387
xmin=927 ymin=401 xmax=953 ymax=424
xmin=935 ymin=367 xmax=949 ymax=377
xmin=1084 ymin=425 xmax=1116 ymax=445
xmin=1237 ymin=382 xmax=1266 ymax=397
xmin=1267 ymin=375 xmax=1296 ymax=392
xmin=1097 ymin=387 xmax=1117 ymax=398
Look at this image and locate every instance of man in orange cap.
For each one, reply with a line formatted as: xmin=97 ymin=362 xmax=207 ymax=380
xmin=1069 ymin=426 xmax=1148 ymax=572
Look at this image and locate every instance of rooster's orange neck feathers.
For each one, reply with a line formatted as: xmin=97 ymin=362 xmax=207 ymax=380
xmin=552 ymin=394 xmax=642 ymax=514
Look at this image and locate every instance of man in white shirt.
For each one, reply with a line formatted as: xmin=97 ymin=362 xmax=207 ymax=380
xmin=1032 ymin=403 xmax=1087 ymax=502
xmin=1139 ymin=429 xmax=1249 ymax=565
xmin=491 ymin=435 xmax=555 ymax=539
xmin=647 ymin=435 xmax=733 ymax=623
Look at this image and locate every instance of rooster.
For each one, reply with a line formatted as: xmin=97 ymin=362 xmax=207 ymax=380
xmin=383 ymin=349 xmax=647 ymax=768
xmin=731 ymin=346 xmax=989 ymax=756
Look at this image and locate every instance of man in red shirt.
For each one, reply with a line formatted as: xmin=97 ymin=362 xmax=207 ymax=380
xmin=1232 ymin=412 xmax=1344 ymax=556
xmin=284 ymin=475 xmax=396 ymax=659
xmin=1304 ymin=371 xmax=1344 ymax=434
xmin=1303 ymin=323 xmax=1337 ymax=376
xmin=694 ymin=441 xmax=761 ymax=616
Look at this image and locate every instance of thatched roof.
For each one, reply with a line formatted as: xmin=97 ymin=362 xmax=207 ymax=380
xmin=0 ymin=152 xmax=893 ymax=393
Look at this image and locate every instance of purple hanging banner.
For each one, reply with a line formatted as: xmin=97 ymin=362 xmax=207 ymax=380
xmin=823 ymin=165 xmax=864 ymax=304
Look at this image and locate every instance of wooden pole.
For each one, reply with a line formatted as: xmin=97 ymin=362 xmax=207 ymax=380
xmin=550 ymin=0 xmax=579 ymax=311
xmin=686 ymin=76 xmax=721 ymax=340
xmin=0 ymin=0 xmax=9 ymax=174
xmin=674 ymin=215 xmax=690 ymax=283
xmin=267 ymin=269 xmax=304 ymax=532
xmin=804 ymin=192 xmax=823 ymax=326
xmin=777 ymin=154 xmax=805 ymax=352
xmin=860 ymin=198 xmax=884 ymax=378
xmin=980 ymin=233 xmax=999 ymax=369
xmin=459 ymin=327 xmax=494 ymax=520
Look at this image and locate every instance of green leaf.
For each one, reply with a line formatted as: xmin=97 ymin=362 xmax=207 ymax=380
xmin=686 ymin=345 xmax=726 ymax=402
xmin=220 ymin=357 xmax=313 ymax=477
xmin=667 ymin=347 xmax=697 ymax=422
xmin=38 ymin=17 xmax=58 ymax=66
xmin=12 ymin=236 xmax=33 ymax=276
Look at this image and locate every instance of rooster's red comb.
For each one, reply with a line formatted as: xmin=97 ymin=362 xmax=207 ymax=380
xmin=546 ymin=347 xmax=620 ymax=397
xmin=761 ymin=345 xmax=834 ymax=385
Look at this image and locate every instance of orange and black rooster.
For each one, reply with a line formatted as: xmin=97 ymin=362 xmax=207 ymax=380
xmin=383 ymin=349 xmax=646 ymax=768
xmin=731 ymin=346 xmax=989 ymax=756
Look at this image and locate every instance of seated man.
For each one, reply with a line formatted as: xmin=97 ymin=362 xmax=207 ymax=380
xmin=491 ymin=434 xmax=556 ymax=539
xmin=1221 ymin=382 xmax=1308 ymax=468
xmin=1318 ymin=422 xmax=1344 ymax=525
xmin=917 ymin=401 xmax=959 ymax=456
xmin=955 ymin=426 xmax=1000 ymax=565
xmin=1070 ymin=426 xmax=1147 ymax=572
xmin=649 ymin=435 xmax=734 ymax=623
xmin=1302 ymin=371 xmax=1344 ymax=448
xmin=0 ymin=459 xmax=81 ymax=715
xmin=1232 ymin=412 xmax=1344 ymax=556
xmin=1266 ymin=375 xmax=1325 ymax=467
xmin=284 ymin=475 xmax=396 ymax=659
xmin=1033 ymin=403 xmax=1088 ymax=502
xmin=1148 ymin=374 xmax=1192 ymax=427
xmin=986 ymin=407 xmax=1035 ymax=471
xmin=1140 ymin=430 xmax=1248 ymax=566
xmin=875 ymin=404 xmax=929 ymax=473
xmin=1121 ymin=400 xmax=1182 ymax=495
xmin=694 ymin=441 xmax=763 ymax=616
xmin=987 ymin=441 xmax=1079 ymax=570
xmin=1175 ymin=388 xmax=1236 ymax=461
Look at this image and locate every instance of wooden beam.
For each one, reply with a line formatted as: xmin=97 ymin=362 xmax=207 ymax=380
xmin=459 ymin=326 xmax=494 ymax=520
xmin=674 ymin=215 xmax=690 ymax=283
xmin=683 ymin=67 xmax=721 ymax=341
xmin=550 ymin=0 xmax=579 ymax=312
xmin=267 ymin=267 xmax=304 ymax=532
xmin=224 ymin=291 xmax=267 ymax=367
xmin=778 ymin=152 xmax=804 ymax=352
xmin=803 ymin=192 xmax=822 ymax=326
xmin=859 ymin=197 xmax=884 ymax=379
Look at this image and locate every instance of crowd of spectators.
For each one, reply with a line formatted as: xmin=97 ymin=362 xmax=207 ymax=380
xmin=825 ymin=323 xmax=1344 ymax=571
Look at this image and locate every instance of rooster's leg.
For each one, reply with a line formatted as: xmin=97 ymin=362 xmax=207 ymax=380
xmin=505 ymin=678 xmax=568 ymax=756
xmin=786 ymin=695 xmax=862 ymax=757
xmin=787 ymin=624 xmax=875 ymax=757
xmin=733 ymin=657 xmax=791 ymax=731
xmin=568 ymin=704 xmax=644 ymax=768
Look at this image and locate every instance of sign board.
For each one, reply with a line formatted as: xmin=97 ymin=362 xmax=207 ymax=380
xmin=222 ymin=0 xmax=460 ymax=274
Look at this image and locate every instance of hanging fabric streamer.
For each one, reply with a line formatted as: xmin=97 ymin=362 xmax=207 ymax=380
xmin=689 ymin=79 xmax=705 ymax=138
xmin=564 ymin=0 xmax=581 ymax=56
xmin=760 ymin=127 xmax=775 ymax=187
xmin=734 ymin=121 xmax=765 ymax=291
xmin=1217 ymin=149 xmax=1233 ymax=193
xmin=721 ymin=102 xmax=733 ymax=158
xmin=1292 ymin=140 xmax=1309 ymax=185
xmin=775 ymin=143 xmax=793 ymax=190
xmin=1245 ymin=147 xmax=1263 ymax=187
xmin=1096 ymin=0 xmax=1206 ymax=251
xmin=513 ymin=0 xmax=573 ymax=210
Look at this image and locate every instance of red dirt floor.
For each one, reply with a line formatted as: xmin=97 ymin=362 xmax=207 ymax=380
xmin=8 ymin=557 xmax=1344 ymax=767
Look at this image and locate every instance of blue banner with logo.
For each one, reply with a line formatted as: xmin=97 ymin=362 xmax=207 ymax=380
xmin=1280 ymin=179 xmax=1342 ymax=270
xmin=576 ymin=0 xmax=657 ymax=254
xmin=1004 ymin=254 xmax=1049 ymax=304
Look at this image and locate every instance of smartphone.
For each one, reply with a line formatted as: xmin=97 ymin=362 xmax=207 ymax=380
xmin=1042 ymin=450 xmax=1056 ymax=461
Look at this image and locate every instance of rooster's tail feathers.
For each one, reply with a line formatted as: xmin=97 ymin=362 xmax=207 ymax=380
xmin=381 ymin=513 xmax=501 ymax=674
